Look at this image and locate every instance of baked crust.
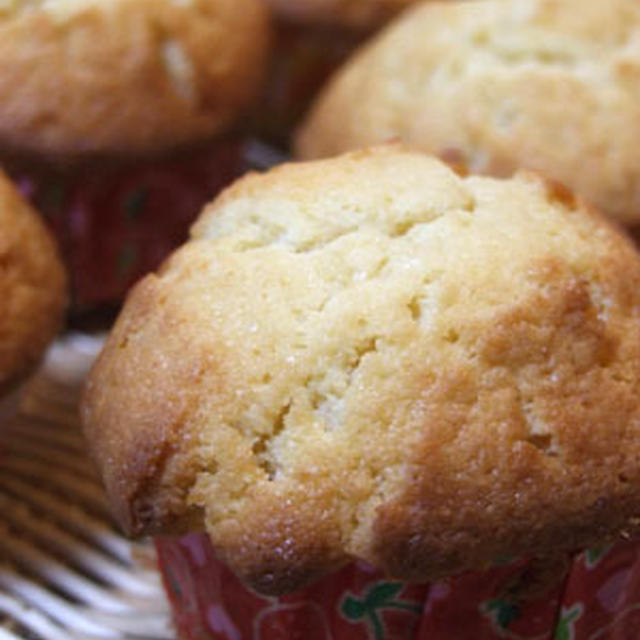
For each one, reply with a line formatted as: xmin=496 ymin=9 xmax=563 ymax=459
xmin=0 ymin=171 xmax=67 ymax=395
xmin=266 ymin=0 xmax=419 ymax=30
xmin=83 ymin=146 xmax=640 ymax=595
xmin=297 ymin=0 xmax=640 ymax=225
xmin=0 ymin=0 xmax=271 ymax=156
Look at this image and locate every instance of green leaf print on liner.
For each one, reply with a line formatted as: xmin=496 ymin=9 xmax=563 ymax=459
xmin=123 ymin=186 xmax=148 ymax=223
xmin=341 ymin=581 xmax=422 ymax=640
xmin=342 ymin=596 xmax=366 ymax=619
xmin=116 ymin=243 xmax=138 ymax=280
xmin=365 ymin=583 xmax=404 ymax=607
xmin=483 ymin=598 xmax=521 ymax=630
xmin=584 ymin=545 xmax=612 ymax=569
xmin=42 ymin=180 xmax=65 ymax=215
xmin=554 ymin=603 xmax=583 ymax=640
xmin=492 ymin=553 xmax=517 ymax=567
xmin=164 ymin=565 xmax=183 ymax=599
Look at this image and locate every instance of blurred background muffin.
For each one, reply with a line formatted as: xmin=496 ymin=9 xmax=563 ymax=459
xmin=0 ymin=0 xmax=271 ymax=320
xmin=0 ymin=0 xmax=270 ymax=156
xmin=297 ymin=0 xmax=640 ymax=227
xmin=0 ymin=170 xmax=66 ymax=413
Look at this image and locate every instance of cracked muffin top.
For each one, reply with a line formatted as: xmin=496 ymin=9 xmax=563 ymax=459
xmin=0 ymin=171 xmax=67 ymax=395
xmin=0 ymin=0 xmax=271 ymax=156
xmin=83 ymin=146 xmax=640 ymax=595
xmin=297 ymin=0 xmax=640 ymax=225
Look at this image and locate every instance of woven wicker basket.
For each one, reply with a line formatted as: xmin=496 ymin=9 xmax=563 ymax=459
xmin=0 ymin=334 xmax=173 ymax=640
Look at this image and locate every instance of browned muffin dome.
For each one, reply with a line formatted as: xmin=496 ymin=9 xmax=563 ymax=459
xmin=0 ymin=171 xmax=67 ymax=395
xmin=0 ymin=0 xmax=271 ymax=156
xmin=83 ymin=146 xmax=640 ymax=595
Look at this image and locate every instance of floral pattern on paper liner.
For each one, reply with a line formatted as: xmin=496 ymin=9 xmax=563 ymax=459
xmin=155 ymin=534 xmax=640 ymax=640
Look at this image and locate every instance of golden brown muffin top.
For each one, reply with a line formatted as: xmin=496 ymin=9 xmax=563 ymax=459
xmin=0 ymin=171 xmax=67 ymax=395
xmin=0 ymin=0 xmax=271 ymax=157
xmin=83 ymin=146 xmax=640 ymax=595
xmin=297 ymin=0 xmax=640 ymax=225
xmin=266 ymin=0 xmax=420 ymax=30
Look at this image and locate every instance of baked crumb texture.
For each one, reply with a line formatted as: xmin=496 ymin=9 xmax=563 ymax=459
xmin=83 ymin=147 xmax=640 ymax=595
xmin=265 ymin=0 xmax=420 ymax=30
xmin=0 ymin=171 xmax=67 ymax=395
xmin=0 ymin=0 xmax=271 ymax=156
xmin=297 ymin=0 xmax=640 ymax=225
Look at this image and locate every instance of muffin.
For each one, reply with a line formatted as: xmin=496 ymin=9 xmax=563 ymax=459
xmin=0 ymin=0 xmax=271 ymax=157
xmin=82 ymin=145 xmax=640 ymax=637
xmin=297 ymin=0 xmax=640 ymax=226
xmin=0 ymin=0 xmax=271 ymax=316
xmin=0 ymin=170 xmax=67 ymax=415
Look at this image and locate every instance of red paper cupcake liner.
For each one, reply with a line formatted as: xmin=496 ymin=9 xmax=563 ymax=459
xmin=4 ymin=138 xmax=245 ymax=315
xmin=155 ymin=533 xmax=640 ymax=640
